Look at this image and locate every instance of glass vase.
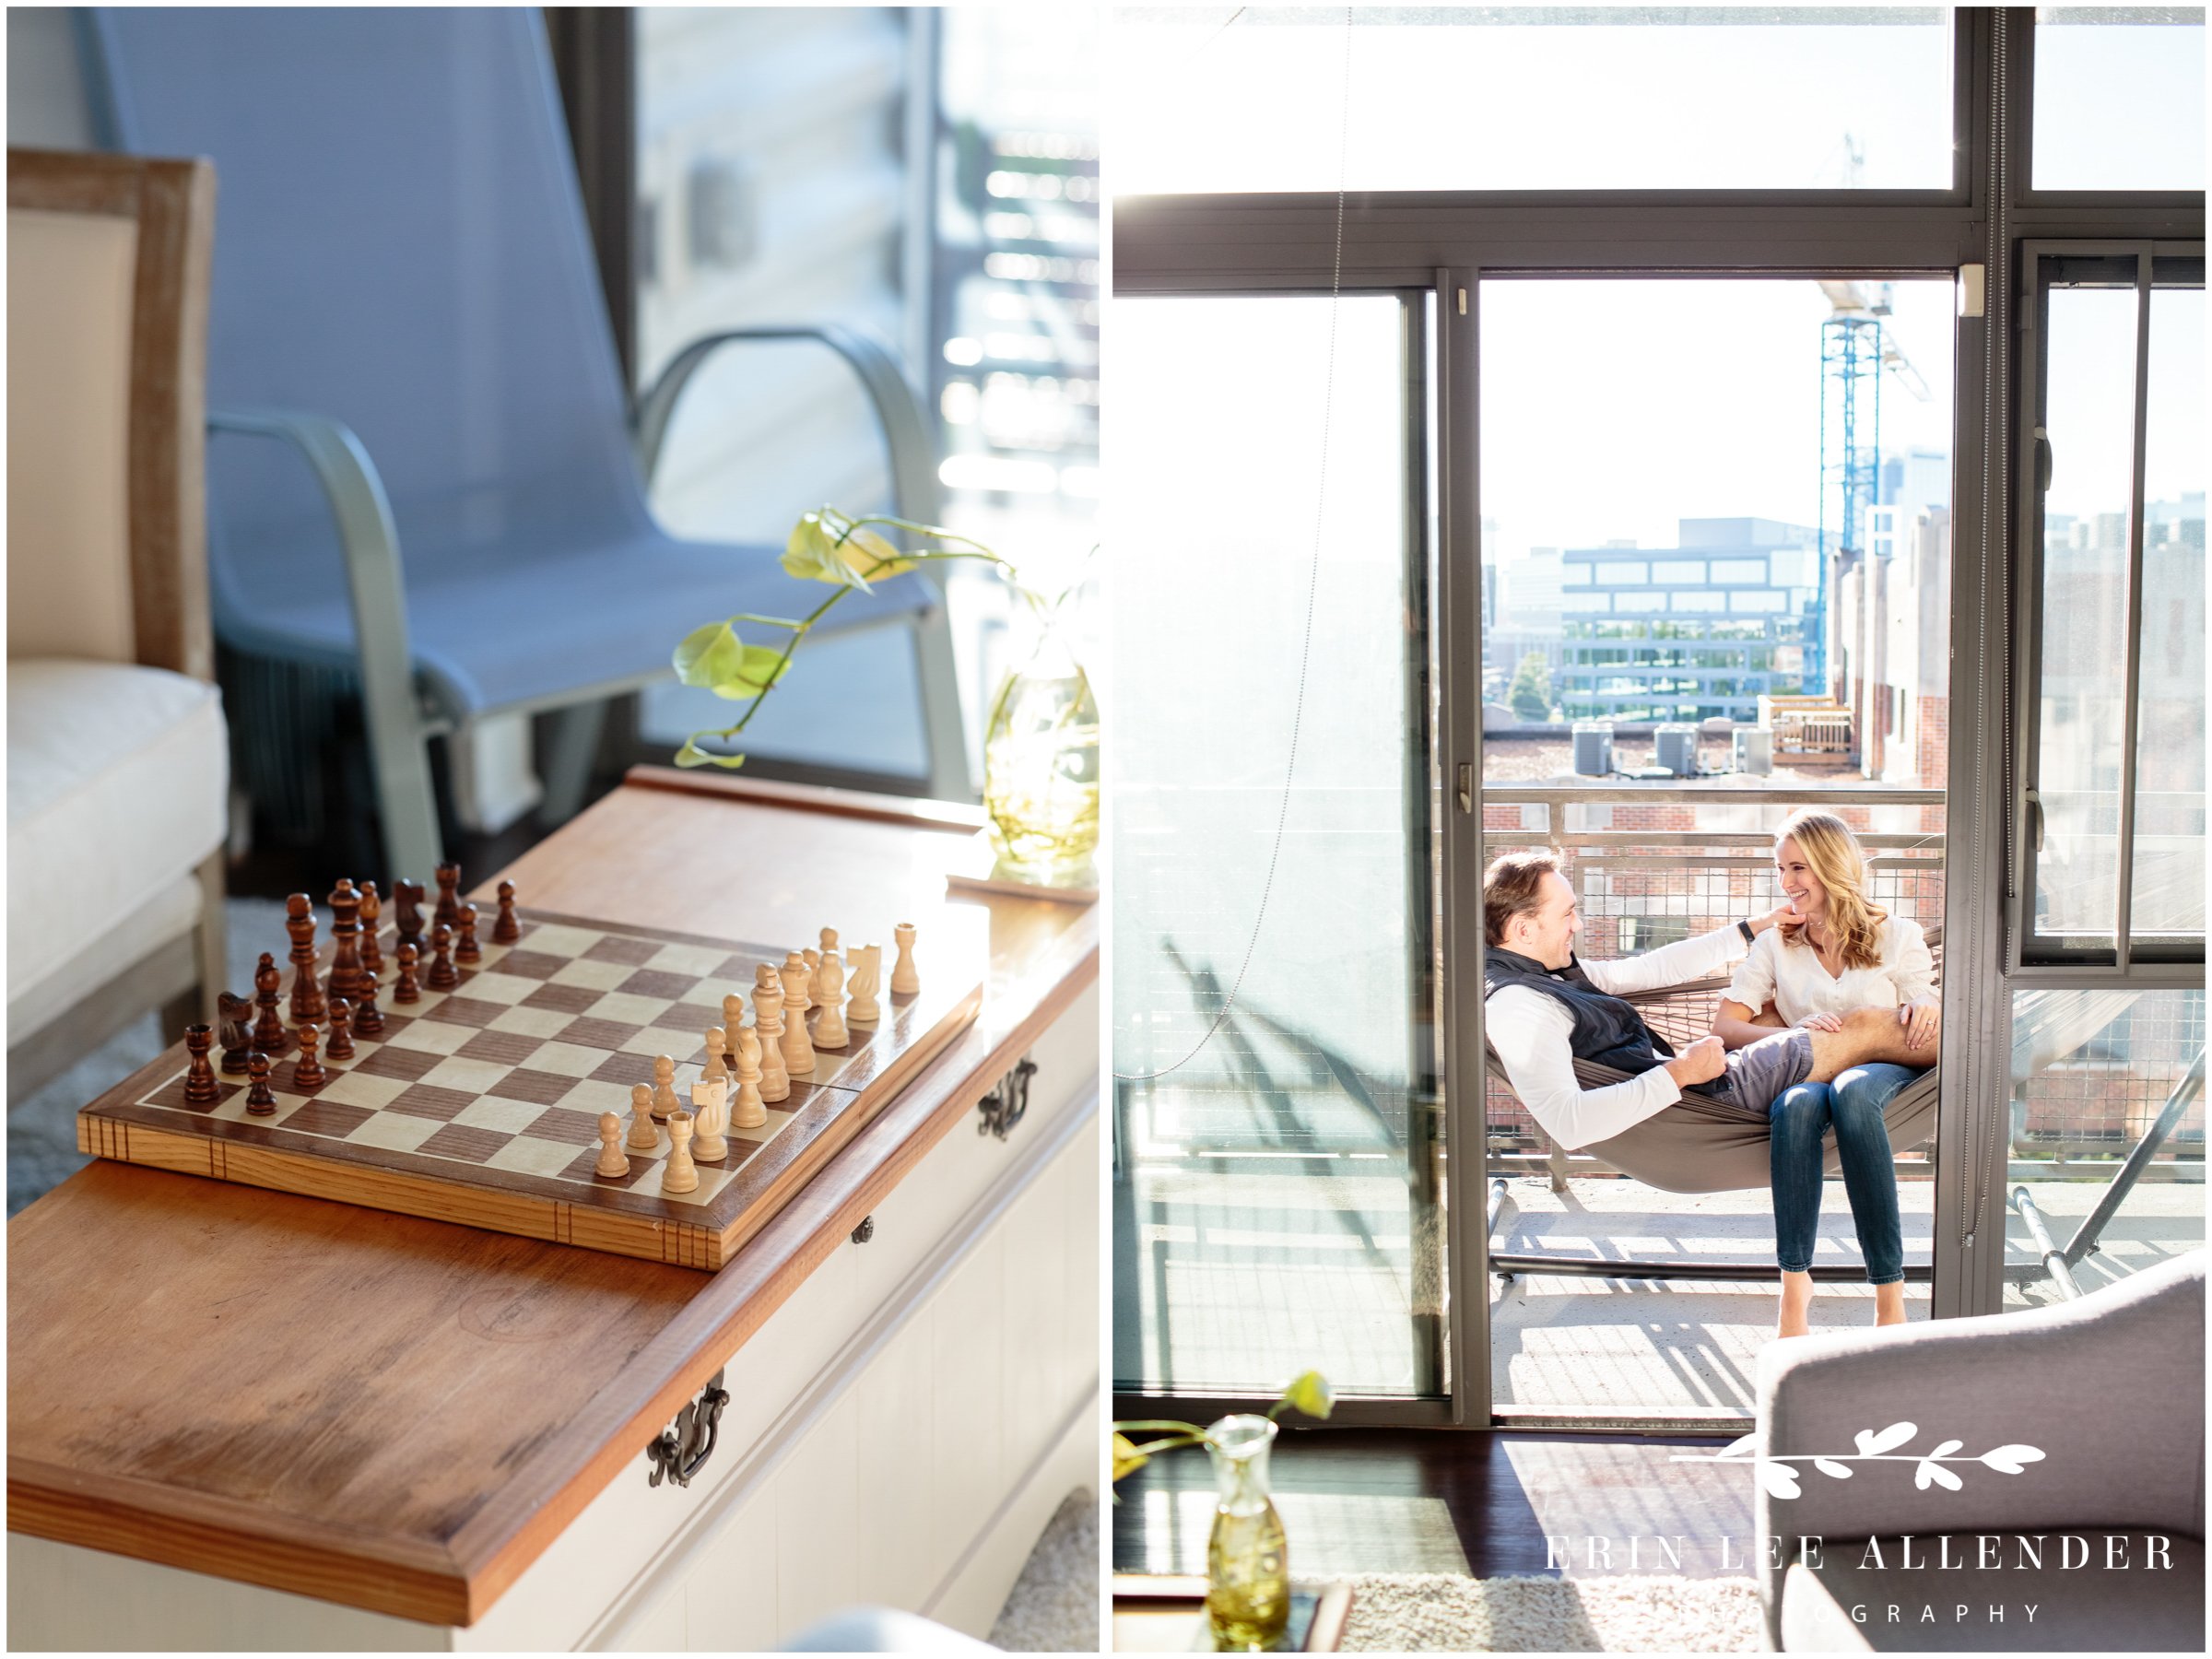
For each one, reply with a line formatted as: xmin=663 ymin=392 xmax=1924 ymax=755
xmin=981 ymin=618 xmax=1099 ymax=887
xmin=1205 ymin=1415 xmax=1288 ymax=1650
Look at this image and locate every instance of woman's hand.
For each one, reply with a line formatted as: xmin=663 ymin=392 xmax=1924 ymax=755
xmin=1900 ymin=997 xmax=1941 ymax=1053
xmin=1752 ymin=900 xmax=1798 ymax=935
xmin=1797 ymin=1011 xmax=1844 ymax=1032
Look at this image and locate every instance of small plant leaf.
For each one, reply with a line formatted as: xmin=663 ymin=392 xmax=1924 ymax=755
xmin=707 ymin=644 xmax=794 ymax=701
xmin=1926 ymin=1439 xmax=1963 ymax=1461
xmin=673 ymin=620 xmax=747 ymax=688
xmin=1814 ymin=1458 xmax=1854 ymax=1478
xmin=1112 ymin=1432 xmax=1149 ymax=1483
xmin=782 ymin=512 xmax=873 ymax=588
xmin=1855 ymin=1422 xmax=1919 ymax=1457
xmin=838 ymin=524 xmax=917 ymax=582
xmin=675 ymin=736 xmax=748 ymax=771
xmin=1914 ymin=1458 xmax=1963 ymax=1491
xmin=1718 ymin=1432 xmax=1759 ymax=1458
xmin=1980 ymin=1444 xmax=2045 ymax=1475
xmin=1757 ymin=1459 xmax=1802 ymax=1500
xmin=1278 ymin=1370 xmax=1335 ymax=1420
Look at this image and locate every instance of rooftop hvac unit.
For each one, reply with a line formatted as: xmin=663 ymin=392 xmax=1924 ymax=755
xmin=1654 ymin=724 xmax=1700 ymax=778
xmin=1571 ymin=723 xmax=1614 ymax=777
xmin=1735 ymin=725 xmax=1775 ymax=776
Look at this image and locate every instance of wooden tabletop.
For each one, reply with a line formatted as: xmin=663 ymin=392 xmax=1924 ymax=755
xmin=7 ymin=771 xmax=1099 ymax=1625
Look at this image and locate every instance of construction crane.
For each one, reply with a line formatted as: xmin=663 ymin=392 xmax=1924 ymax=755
xmin=1805 ymin=135 xmax=1934 ymax=695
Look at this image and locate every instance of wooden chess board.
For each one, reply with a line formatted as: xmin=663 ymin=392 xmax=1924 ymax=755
xmin=76 ymin=908 xmax=983 ymax=1268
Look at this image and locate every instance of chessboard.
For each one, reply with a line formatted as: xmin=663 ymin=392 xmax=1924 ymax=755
xmin=76 ymin=904 xmax=983 ymax=1269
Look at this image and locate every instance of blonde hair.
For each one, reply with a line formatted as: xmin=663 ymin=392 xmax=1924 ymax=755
xmin=1774 ymin=809 xmax=1888 ymax=971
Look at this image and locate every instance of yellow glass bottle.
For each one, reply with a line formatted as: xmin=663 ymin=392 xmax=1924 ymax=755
xmin=1205 ymin=1415 xmax=1288 ymax=1650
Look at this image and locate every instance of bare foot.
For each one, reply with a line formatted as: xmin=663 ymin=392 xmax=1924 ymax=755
xmin=1777 ymin=1270 xmax=1814 ymax=1339
xmin=1873 ymin=1282 xmax=1908 ymax=1327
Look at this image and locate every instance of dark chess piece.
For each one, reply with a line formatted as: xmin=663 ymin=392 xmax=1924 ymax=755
xmin=394 ymin=942 xmax=422 ymax=1003
xmin=353 ymin=970 xmax=387 ymax=1037
xmin=455 ymin=901 xmax=482 ymax=964
xmin=218 ymin=992 xmax=254 ymax=1075
xmin=427 ymin=924 xmax=459 ymax=990
xmin=324 ymin=878 xmax=365 ymax=1006
xmin=291 ymin=1023 xmax=326 ymax=1090
xmin=324 ymin=996 xmax=356 ymax=1061
xmin=253 ymin=953 xmax=288 ymax=1053
xmin=493 ymin=879 xmax=521 ymax=943
xmin=245 ymin=1051 xmax=276 ymax=1115
xmin=285 ymin=894 xmax=325 ymax=1022
xmin=434 ymin=861 xmax=463 ymax=931
xmin=358 ymin=879 xmax=384 ymax=977
xmin=394 ymin=877 xmax=427 ymax=951
xmin=183 ymin=1024 xmax=220 ymax=1104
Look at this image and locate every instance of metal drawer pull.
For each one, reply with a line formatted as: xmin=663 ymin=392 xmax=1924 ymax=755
xmin=852 ymin=1214 xmax=875 ymax=1244
xmin=646 ymin=1368 xmax=729 ymax=1488
xmin=977 ymin=1057 xmax=1038 ymax=1140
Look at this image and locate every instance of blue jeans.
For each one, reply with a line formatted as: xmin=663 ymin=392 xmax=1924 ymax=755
xmin=1769 ymin=1063 xmax=1918 ymax=1285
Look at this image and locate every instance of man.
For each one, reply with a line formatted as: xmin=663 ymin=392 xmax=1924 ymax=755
xmin=1483 ymin=849 xmax=1930 ymax=1152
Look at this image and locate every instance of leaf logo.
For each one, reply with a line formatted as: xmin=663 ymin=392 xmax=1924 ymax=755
xmin=1854 ymin=1422 xmax=1920 ymax=1456
xmin=1677 ymin=1423 xmax=2045 ymax=1500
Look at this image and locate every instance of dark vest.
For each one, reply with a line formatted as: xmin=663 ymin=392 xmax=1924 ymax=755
xmin=1483 ymin=947 xmax=1675 ymax=1077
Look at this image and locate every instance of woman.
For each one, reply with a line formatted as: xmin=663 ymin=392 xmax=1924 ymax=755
xmin=1712 ymin=809 xmax=1938 ymax=1338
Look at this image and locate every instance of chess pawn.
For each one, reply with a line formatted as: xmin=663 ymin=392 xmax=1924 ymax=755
xmin=754 ymin=984 xmax=791 ymax=1102
xmin=813 ymin=950 xmax=848 ymax=1049
xmin=721 ymin=993 xmax=746 ymax=1067
xmin=325 ymin=996 xmax=357 ymax=1062
xmin=245 ymin=1051 xmax=276 ymax=1115
xmin=733 ymin=1029 xmax=767 ymax=1129
xmin=253 ymin=953 xmax=288 ymax=1053
xmin=781 ymin=951 xmax=812 ymax=1016
xmin=426 ymin=924 xmax=459 ymax=991
xmin=455 ymin=901 xmax=482 ymax=964
xmin=846 ymin=943 xmax=883 ymax=1025
xmin=595 ymin=1112 xmax=630 ymax=1178
xmin=690 ymin=1077 xmax=728 ymax=1162
xmin=394 ymin=942 xmax=422 ymax=1004
xmin=652 ymin=1053 xmax=681 ymax=1119
xmin=627 ymin=1083 xmax=660 ymax=1152
xmin=352 ymin=969 xmax=387 ymax=1037
xmin=661 ymin=1112 xmax=699 ymax=1194
xmin=492 ymin=878 xmax=521 ymax=943
xmin=218 ymin=992 xmax=254 ymax=1075
xmin=182 ymin=1023 xmax=220 ymax=1105
xmin=819 ymin=924 xmax=839 ymax=960
xmin=286 ymin=893 xmax=325 ymax=1022
xmin=701 ymin=1027 xmax=729 ymax=1088
xmin=778 ymin=968 xmax=816 ymax=1077
xmin=891 ymin=923 xmax=920 ymax=994
xmin=358 ymin=879 xmax=384 ymax=976
xmin=291 ymin=1023 xmax=326 ymax=1090
xmin=802 ymin=947 xmax=821 ymax=1001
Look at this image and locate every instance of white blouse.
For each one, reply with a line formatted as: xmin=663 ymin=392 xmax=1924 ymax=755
xmin=1724 ymin=916 xmax=1936 ymax=1027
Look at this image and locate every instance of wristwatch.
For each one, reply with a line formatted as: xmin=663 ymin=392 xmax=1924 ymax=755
xmin=1736 ymin=919 xmax=1757 ymax=946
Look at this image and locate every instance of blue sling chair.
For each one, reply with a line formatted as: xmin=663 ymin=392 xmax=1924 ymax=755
xmin=83 ymin=8 xmax=970 ymax=880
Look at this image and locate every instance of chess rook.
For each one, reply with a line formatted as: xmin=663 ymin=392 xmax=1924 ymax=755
xmin=426 ymin=924 xmax=459 ymax=991
xmin=891 ymin=923 xmax=920 ymax=994
xmin=325 ymin=997 xmax=356 ymax=1062
xmin=847 ymin=943 xmax=882 ymax=1024
xmin=455 ymin=901 xmax=482 ymax=963
xmin=595 ymin=1112 xmax=630 ymax=1178
xmin=434 ymin=861 xmax=463 ymax=931
xmin=358 ymin=880 xmax=383 ymax=976
xmin=492 ymin=879 xmax=521 ymax=943
xmin=291 ymin=1024 xmax=326 ymax=1090
xmin=244 ymin=1051 xmax=276 ymax=1114
xmin=627 ymin=1083 xmax=660 ymax=1152
xmin=285 ymin=894 xmax=325 ymax=1022
xmin=394 ymin=942 xmax=422 ymax=1004
xmin=253 ymin=953 xmax=287 ymax=1053
xmin=182 ymin=1024 xmax=220 ymax=1104
xmin=813 ymin=950 xmax=848 ymax=1048
xmin=661 ymin=1112 xmax=700 ymax=1194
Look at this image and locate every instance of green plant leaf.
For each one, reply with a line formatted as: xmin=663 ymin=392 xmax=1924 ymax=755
xmin=1278 ymin=1370 xmax=1335 ymax=1420
xmin=837 ymin=524 xmax=917 ymax=581
xmin=675 ymin=736 xmax=748 ymax=771
xmin=673 ymin=620 xmax=747 ymax=688
xmin=708 ymin=643 xmax=794 ymax=701
xmin=1112 ymin=1432 xmax=1149 ymax=1483
xmin=782 ymin=512 xmax=875 ymax=589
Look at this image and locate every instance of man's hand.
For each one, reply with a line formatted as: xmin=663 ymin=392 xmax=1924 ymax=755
xmin=1664 ymin=1034 xmax=1727 ymax=1088
xmin=1900 ymin=997 xmax=1941 ymax=1053
xmin=1798 ymin=1011 xmax=1844 ymax=1032
xmin=1750 ymin=900 xmax=1798 ymax=935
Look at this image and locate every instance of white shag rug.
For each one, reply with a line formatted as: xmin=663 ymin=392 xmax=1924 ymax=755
xmin=1324 ymin=1572 xmax=1763 ymax=1653
xmin=988 ymin=1488 xmax=1100 ymax=1652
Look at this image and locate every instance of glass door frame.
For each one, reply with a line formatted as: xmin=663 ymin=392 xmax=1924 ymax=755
xmin=1112 ymin=6 xmax=2206 ymax=1428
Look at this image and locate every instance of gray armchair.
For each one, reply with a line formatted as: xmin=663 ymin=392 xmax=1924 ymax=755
xmin=1759 ymin=1249 xmax=2205 ymax=1652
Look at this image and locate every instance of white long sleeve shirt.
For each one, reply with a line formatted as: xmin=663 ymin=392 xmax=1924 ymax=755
xmin=1486 ymin=926 xmax=1748 ymax=1152
xmin=1723 ymin=916 xmax=1936 ymax=1026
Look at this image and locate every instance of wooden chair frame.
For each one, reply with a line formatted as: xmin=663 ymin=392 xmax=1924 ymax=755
xmin=6 ymin=147 xmax=226 ymax=1103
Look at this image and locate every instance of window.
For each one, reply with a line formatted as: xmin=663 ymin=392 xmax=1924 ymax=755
xmin=1712 ymin=557 xmax=1769 ymax=583
xmin=1562 ymin=591 xmax=1612 ymax=613
xmin=1651 ymin=559 xmax=1705 ymax=585
xmin=2032 ymin=7 xmax=2206 ymax=191
xmin=1730 ymin=590 xmax=1788 ymax=613
xmin=1595 ymin=559 xmax=1649 ymax=585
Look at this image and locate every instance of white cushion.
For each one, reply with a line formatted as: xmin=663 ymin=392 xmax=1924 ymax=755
xmin=6 ymin=873 xmax=202 ymax=1041
xmin=6 ymin=658 xmax=228 ymax=997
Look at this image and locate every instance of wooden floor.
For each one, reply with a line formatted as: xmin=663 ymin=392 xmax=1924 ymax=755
xmin=1112 ymin=1429 xmax=1758 ymax=1581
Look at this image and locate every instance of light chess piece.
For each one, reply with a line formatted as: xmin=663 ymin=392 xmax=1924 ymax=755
xmin=652 ymin=1053 xmax=681 ymax=1119
xmin=813 ymin=950 xmax=848 ymax=1048
xmin=754 ymin=983 xmax=791 ymax=1102
xmin=846 ymin=943 xmax=883 ymax=1024
xmin=802 ymin=947 xmax=821 ymax=1001
xmin=733 ymin=1029 xmax=767 ymax=1129
xmin=721 ymin=993 xmax=746 ymax=1068
xmin=701 ymin=1027 xmax=729 ymax=1088
xmin=628 ymin=1083 xmax=660 ymax=1152
xmin=661 ymin=1112 xmax=699 ymax=1194
xmin=595 ymin=1112 xmax=631 ymax=1178
xmin=779 ymin=956 xmax=816 ymax=1076
xmin=890 ymin=923 xmax=920 ymax=995
xmin=690 ymin=1077 xmax=729 ymax=1161
xmin=819 ymin=924 xmax=839 ymax=960
xmin=782 ymin=951 xmax=813 ymax=1016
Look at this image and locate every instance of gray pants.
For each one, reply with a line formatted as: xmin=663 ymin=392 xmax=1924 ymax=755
xmin=1696 ymin=1025 xmax=1816 ymax=1112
